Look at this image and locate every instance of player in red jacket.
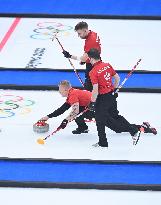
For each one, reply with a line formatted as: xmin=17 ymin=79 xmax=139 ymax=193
xmin=87 ymin=48 xmax=153 ymax=147
xmin=62 ymin=21 xmax=101 ymax=91
xmin=39 ymin=80 xmax=94 ymax=134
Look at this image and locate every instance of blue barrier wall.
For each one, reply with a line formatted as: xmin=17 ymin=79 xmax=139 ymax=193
xmin=0 ymin=159 xmax=161 ymax=190
xmin=0 ymin=0 xmax=161 ymax=16
xmin=0 ymin=70 xmax=161 ymax=92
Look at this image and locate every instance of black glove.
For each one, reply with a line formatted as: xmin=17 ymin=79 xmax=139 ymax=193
xmin=113 ymin=89 xmax=118 ymax=98
xmin=88 ymin=102 xmax=95 ymax=112
xmin=62 ymin=50 xmax=72 ymax=58
xmin=59 ymin=119 xmax=68 ymax=129
xmin=80 ymin=61 xmax=86 ymax=65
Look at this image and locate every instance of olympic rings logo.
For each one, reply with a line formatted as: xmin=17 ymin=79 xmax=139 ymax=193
xmin=0 ymin=94 xmax=35 ymax=118
xmin=30 ymin=21 xmax=73 ymax=40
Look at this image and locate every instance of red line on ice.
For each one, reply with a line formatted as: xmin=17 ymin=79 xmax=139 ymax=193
xmin=0 ymin=17 xmax=21 ymax=52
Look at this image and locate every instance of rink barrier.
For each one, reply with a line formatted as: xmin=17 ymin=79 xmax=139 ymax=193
xmin=0 ymin=158 xmax=161 ymax=191
xmin=1 ymin=157 xmax=161 ymax=164
xmin=0 ymin=69 xmax=161 ymax=93
xmin=0 ymin=13 xmax=161 ymax=20
xmin=1 ymin=181 xmax=161 ymax=191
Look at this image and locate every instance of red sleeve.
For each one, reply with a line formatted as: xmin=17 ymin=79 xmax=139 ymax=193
xmin=112 ymin=69 xmax=116 ymax=76
xmin=89 ymin=70 xmax=98 ymax=85
xmin=108 ymin=64 xmax=116 ymax=76
xmin=84 ymin=33 xmax=101 ymax=53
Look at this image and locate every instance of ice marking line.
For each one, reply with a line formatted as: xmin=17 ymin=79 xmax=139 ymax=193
xmin=0 ymin=17 xmax=21 ymax=52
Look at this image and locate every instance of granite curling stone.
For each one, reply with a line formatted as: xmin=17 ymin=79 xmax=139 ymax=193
xmin=33 ymin=121 xmax=49 ymax=133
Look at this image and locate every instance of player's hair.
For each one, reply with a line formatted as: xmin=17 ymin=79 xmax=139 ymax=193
xmin=59 ymin=80 xmax=71 ymax=89
xmin=75 ymin=21 xmax=88 ymax=31
xmin=87 ymin=48 xmax=100 ymax=60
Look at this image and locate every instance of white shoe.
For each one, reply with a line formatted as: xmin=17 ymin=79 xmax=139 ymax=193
xmin=92 ymin=142 xmax=100 ymax=147
xmin=92 ymin=142 xmax=108 ymax=148
xmin=132 ymin=131 xmax=141 ymax=145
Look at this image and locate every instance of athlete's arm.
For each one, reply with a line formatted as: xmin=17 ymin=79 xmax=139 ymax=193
xmin=47 ymin=102 xmax=71 ymax=118
xmin=91 ymin=84 xmax=98 ymax=102
xmin=65 ymin=102 xmax=79 ymax=122
xmin=113 ymin=73 xmax=120 ymax=89
xmin=71 ymin=52 xmax=88 ymax=62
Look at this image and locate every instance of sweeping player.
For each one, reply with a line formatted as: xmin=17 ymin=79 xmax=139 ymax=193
xmin=39 ymin=80 xmax=94 ymax=134
xmin=62 ymin=21 xmax=101 ymax=91
xmin=87 ymin=48 xmax=157 ymax=147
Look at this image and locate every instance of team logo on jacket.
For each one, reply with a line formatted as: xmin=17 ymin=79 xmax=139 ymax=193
xmin=104 ymin=72 xmax=110 ymax=81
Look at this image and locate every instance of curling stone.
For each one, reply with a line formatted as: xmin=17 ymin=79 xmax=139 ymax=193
xmin=33 ymin=121 xmax=49 ymax=133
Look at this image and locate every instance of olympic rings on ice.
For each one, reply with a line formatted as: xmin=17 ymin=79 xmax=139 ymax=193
xmin=30 ymin=21 xmax=73 ymax=40
xmin=0 ymin=94 xmax=35 ymax=118
xmin=0 ymin=109 xmax=15 ymax=118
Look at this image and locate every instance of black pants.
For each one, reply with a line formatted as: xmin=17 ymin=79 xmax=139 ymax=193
xmin=75 ymin=106 xmax=95 ymax=130
xmin=95 ymin=93 xmax=138 ymax=146
xmin=107 ymin=99 xmax=144 ymax=133
xmin=84 ymin=63 xmax=93 ymax=91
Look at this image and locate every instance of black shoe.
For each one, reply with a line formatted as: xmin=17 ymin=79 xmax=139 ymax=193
xmin=72 ymin=127 xmax=88 ymax=134
xmin=130 ymin=127 xmax=139 ymax=137
xmin=143 ymin=122 xmax=157 ymax=135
